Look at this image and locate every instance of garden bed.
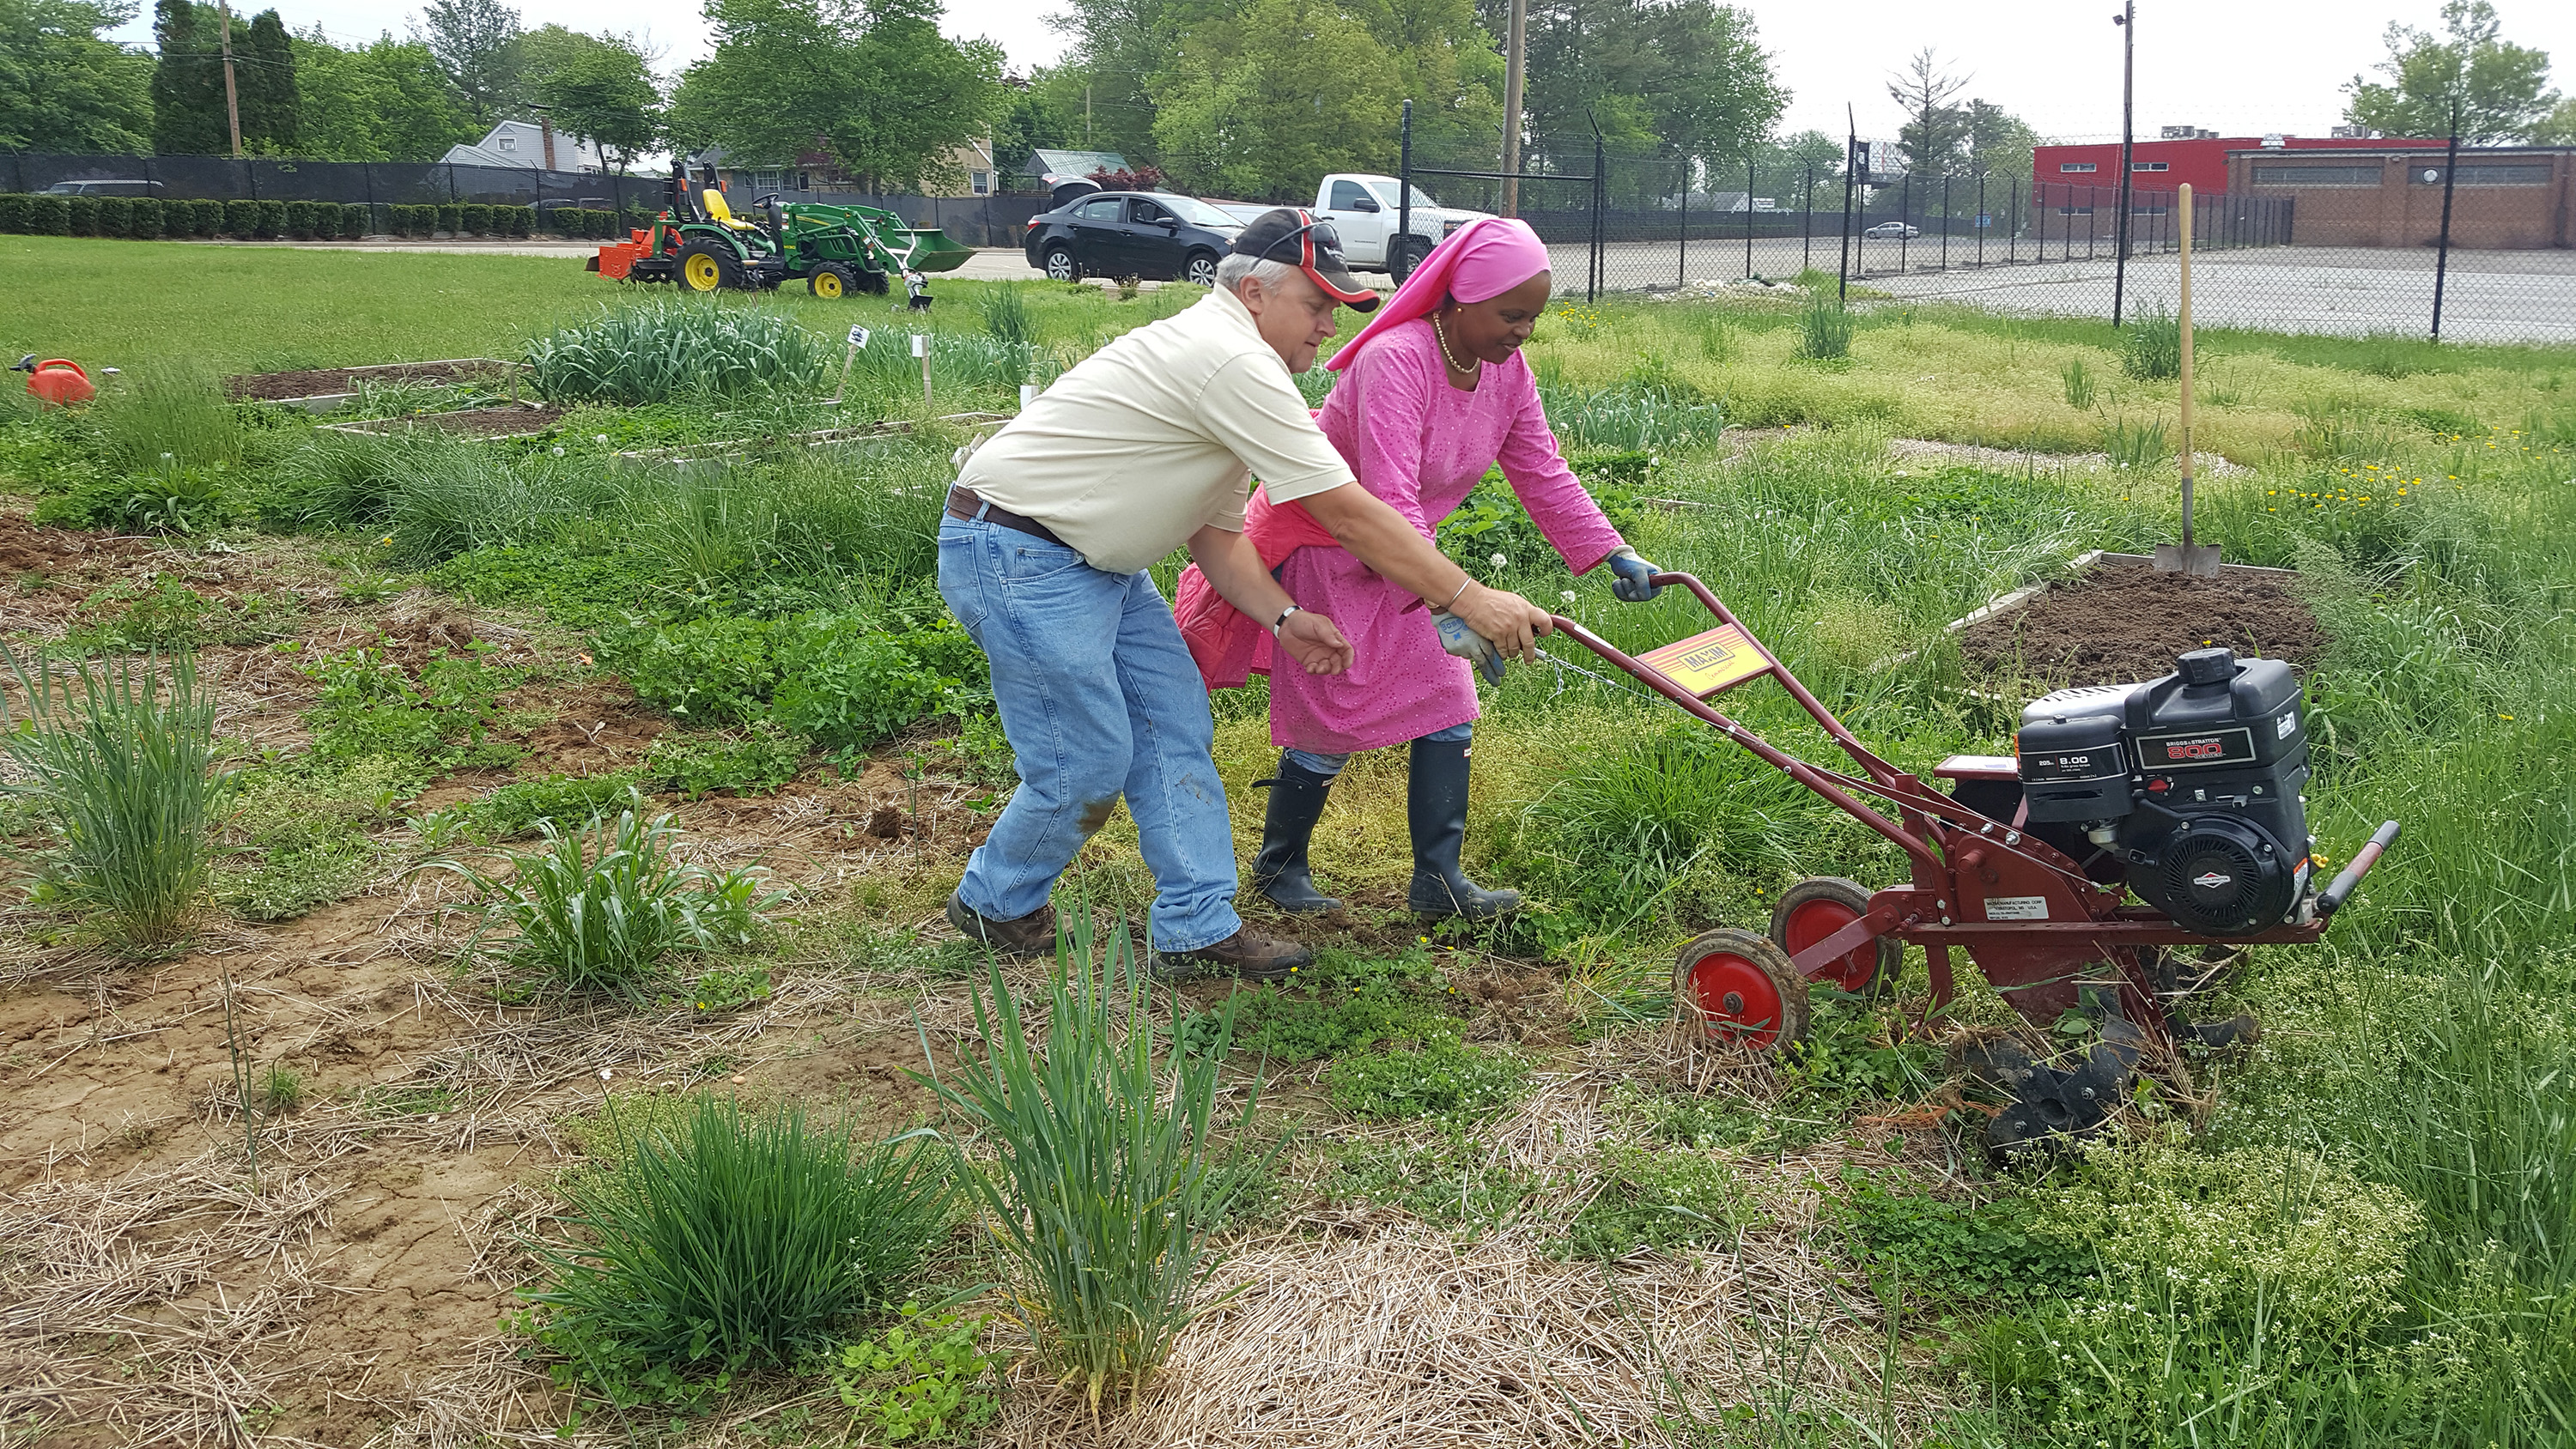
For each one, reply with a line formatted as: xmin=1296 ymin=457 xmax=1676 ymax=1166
xmin=224 ymin=358 xmax=522 ymax=411
xmin=327 ymin=403 xmax=563 ymax=440
xmin=1957 ymin=551 xmax=2322 ymax=682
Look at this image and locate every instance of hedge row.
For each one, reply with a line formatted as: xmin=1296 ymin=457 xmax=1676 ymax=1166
xmin=0 ymin=197 xmax=611 ymax=240
xmin=0 ymin=196 xmax=377 ymax=239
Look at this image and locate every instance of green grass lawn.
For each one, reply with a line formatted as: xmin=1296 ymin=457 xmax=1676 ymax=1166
xmin=4 ymin=235 xmax=1018 ymax=375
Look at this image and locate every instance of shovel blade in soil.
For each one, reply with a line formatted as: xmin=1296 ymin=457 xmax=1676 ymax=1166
xmin=2153 ymin=541 xmax=2222 ymax=578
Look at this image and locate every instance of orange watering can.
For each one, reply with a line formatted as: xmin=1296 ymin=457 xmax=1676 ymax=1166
xmin=12 ymin=355 xmax=99 ymax=407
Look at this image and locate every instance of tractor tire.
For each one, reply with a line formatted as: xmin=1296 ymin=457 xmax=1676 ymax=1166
xmin=808 ymin=264 xmax=855 ymax=300
xmin=1182 ymin=249 xmax=1219 ymax=288
xmin=1674 ymin=928 xmax=1807 ymax=1050
xmin=855 ymin=267 xmax=890 ymax=294
xmin=676 ymin=240 xmax=743 ymax=294
xmin=1770 ymin=876 xmax=1902 ymax=999
xmin=1042 ymin=243 xmax=1079 ymax=282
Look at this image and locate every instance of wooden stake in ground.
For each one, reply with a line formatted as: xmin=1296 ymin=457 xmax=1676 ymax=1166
xmin=914 ymin=331 xmax=933 ymax=409
xmin=2154 ymin=182 xmax=2220 ymax=577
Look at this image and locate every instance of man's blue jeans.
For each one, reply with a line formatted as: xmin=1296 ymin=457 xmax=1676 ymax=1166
xmin=936 ymin=516 xmax=1242 ymax=952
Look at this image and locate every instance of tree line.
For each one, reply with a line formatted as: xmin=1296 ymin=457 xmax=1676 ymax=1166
xmin=0 ymin=0 xmax=1002 ymax=191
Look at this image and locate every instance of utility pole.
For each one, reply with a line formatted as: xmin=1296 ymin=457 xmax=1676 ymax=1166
xmin=219 ymin=0 xmax=243 ymax=158
xmin=1501 ymin=0 xmax=1527 ymax=215
xmin=2111 ymin=0 xmax=2135 ymax=325
xmin=1084 ymin=85 xmax=1093 ymax=148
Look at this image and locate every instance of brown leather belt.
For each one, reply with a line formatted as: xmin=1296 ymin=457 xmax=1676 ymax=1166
xmin=947 ymin=486 xmax=1068 ymax=549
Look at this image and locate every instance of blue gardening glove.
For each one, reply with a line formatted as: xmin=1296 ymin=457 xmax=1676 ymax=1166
xmin=1606 ymin=544 xmax=1662 ymax=603
xmin=1435 ymin=611 xmax=1508 ymax=685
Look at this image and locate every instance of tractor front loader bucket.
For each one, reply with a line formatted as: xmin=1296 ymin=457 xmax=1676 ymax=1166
xmin=896 ymin=229 xmax=973 ymax=273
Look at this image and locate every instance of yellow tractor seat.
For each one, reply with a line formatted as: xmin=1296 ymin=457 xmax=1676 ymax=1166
xmin=701 ymin=189 xmax=758 ymax=231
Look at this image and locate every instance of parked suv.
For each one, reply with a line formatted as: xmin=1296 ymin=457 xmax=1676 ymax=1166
xmin=1024 ymin=191 xmax=1242 ymax=286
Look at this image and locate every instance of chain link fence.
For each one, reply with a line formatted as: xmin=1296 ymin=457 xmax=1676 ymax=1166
xmin=1394 ymin=130 xmax=2576 ymax=346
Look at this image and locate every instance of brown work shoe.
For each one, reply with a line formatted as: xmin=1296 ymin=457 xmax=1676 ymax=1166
xmin=1147 ymin=928 xmax=1313 ymax=983
xmin=945 ymin=890 xmax=1058 ymax=960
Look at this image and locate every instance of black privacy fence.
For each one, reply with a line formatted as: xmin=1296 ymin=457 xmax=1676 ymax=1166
xmin=0 ymin=153 xmax=1049 ymax=247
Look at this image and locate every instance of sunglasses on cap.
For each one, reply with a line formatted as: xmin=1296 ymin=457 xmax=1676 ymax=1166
xmin=1236 ymin=208 xmax=1380 ymax=310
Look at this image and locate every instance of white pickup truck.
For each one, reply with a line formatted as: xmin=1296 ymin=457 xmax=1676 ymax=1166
xmin=1312 ymin=173 xmax=1489 ymax=275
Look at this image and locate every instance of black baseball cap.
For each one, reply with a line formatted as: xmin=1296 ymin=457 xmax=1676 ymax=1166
xmin=1230 ymin=208 xmax=1381 ymax=311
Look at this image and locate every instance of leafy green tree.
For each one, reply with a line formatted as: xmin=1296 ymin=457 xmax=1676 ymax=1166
xmin=669 ymin=0 xmax=1005 ymax=191
xmin=521 ymin=26 xmax=662 ymax=171
xmin=2532 ymin=95 xmax=2576 ymax=145
xmin=415 ymin=0 xmax=522 ymax=128
xmin=150 ymin=0 xmax=229 ymax=154
xmin=0 ymin=0 xmax=153 ymax=152
xmin=236 ymin=7 xmax=296 ymax=153
xmin=1476 ymin=0 xmax=1783 ymax=172
xmin=1044 ymin=0 xmax=1183 ymax=165
xmin=1759 ymin=128 xmax=1844 ymax=209
xmin=2343 ymin=0 xmax=2559 ymax=145
xmin=993 ymin=64 xmax=1091 ymax=179
xmin=292 ymin=30 xmax=477 ymax=160
xmin=1151 ymin=0 xmax=1405 ymax=199
xmin=1886 ymin=46 xmax=1970 ymax=176
xmin=1340 ymin=0 xmax=1502 ymax=161
xmin=1961 ymin=99 xmax=2038 ymax=189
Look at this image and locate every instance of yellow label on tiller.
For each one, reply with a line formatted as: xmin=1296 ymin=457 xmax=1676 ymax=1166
xmin=1636 ymin=624 xmax=1770 ymax=697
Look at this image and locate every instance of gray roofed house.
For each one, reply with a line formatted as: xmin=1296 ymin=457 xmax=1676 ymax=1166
xmin=1023 ymin=149 xmax=1131 ymax=179
xmin=440 ymin=119 xmax=609 ymax=173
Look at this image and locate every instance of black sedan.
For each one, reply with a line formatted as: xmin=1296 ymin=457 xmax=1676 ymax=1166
xmin=1024 ymin=191 xmax=1242 ymax=287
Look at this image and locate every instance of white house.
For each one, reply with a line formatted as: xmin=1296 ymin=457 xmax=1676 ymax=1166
xmin=440 ymin=119 xmax=611 ymax=173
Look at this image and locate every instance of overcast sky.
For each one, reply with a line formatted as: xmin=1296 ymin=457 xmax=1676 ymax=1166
xmin=112 ymin=0 xmax=2576 ymax=148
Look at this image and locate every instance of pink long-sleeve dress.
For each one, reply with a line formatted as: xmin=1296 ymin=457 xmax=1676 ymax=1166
xmin=1271 ymin=319 xmax=1625 ymax=756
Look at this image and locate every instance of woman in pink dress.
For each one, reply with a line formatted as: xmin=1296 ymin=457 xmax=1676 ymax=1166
xmin=1248 ymin=218 xmax=1663 ymax=919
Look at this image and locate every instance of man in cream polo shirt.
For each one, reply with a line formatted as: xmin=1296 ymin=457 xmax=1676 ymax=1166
xmin=940 ymin=209 xmax=1553 ymax=978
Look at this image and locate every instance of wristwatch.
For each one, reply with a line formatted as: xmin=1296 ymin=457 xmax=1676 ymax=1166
xmin=1272 ymin=604 xmax=1302 ymax=634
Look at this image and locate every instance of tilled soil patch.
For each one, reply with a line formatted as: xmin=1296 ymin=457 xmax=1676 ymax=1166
xmin=223 ymin=360 xmax=516 ymax=401
xmin=1959 ymin=563 xmax=2324 ymax=682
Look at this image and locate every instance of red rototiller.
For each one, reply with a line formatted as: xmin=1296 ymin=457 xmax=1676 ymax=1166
xmin=1546 ymin=572 xmax=2400 ymax=1155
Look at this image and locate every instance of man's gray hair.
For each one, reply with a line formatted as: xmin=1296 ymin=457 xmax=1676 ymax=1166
xmin=1216 ymin=254 xmax=1299 ymax=294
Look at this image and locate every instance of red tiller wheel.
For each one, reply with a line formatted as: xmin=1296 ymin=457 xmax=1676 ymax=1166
xmin=1674 ymin=928 xmax=1809 ymax=1049
xmin=1770 ymin=876 xmax=1902 ymax=998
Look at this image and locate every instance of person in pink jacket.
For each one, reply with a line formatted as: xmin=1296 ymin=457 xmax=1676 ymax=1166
xmin=1192 ymin=218 xmax=1663 ymax=920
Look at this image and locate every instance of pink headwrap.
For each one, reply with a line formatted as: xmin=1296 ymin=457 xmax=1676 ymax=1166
xmin=1324 ymin=216 xmax=1551 ymax=373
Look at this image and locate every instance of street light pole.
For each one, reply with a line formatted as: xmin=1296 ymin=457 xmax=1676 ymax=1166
xmin=2111 ymin=0 xmax=2135 ymax=326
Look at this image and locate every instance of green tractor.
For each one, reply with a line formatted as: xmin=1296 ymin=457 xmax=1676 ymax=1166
xmin=591 ymin=174 xmax=972 ymax=305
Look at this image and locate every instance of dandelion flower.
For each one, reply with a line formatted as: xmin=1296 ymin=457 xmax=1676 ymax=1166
xmin=1560 ymin=590 xmax=1577 ymax=603
xmin=1491 ymin=552 xmax=1510 ymax=570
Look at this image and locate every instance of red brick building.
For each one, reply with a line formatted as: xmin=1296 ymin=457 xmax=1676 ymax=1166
xmin=2034 ymin=132 xmax=2444 ymax=197
xmin=2229 ymin=146 xmax=2576 ymax=248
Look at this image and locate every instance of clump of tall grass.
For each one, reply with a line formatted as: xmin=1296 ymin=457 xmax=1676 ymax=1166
xmin=439 ymin=794 xmax=782 ymax=997
xmin=2061 ymin=356 xmax=2096 ymax=409
xmin=927 ymin=912 xmax=1255 ymax=1412
xmin=979 ymin=282 xmax=1034 ymax=349
xmin=0 ymin=648 xmax=231 ymax=946
xmin=2121 ymin=302 xmax=2181 ymax=380
xmin=1793 ymin=294 xmax=1853 ymax=361
xmin=1545 ymin=381 xmax=1725 ymax=452
xmin=96 ymin=366 xmax=244 ymax=474
xmin=527 ymin=300 xmax=828 ymax=405
xmin=2102 ymin=415 xmax=2169 ymax=470
xmin=844 ymin=330 xmax=1036 ymax=397
xmin=522 ymin=1093 xmax=951 ymax=1384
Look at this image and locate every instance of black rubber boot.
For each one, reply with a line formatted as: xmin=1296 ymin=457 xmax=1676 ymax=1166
xmin=1250 ymin=754 xmax=1342 ymax=913
xmin=1406 ymin=737 xmax=1521 ymax=919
